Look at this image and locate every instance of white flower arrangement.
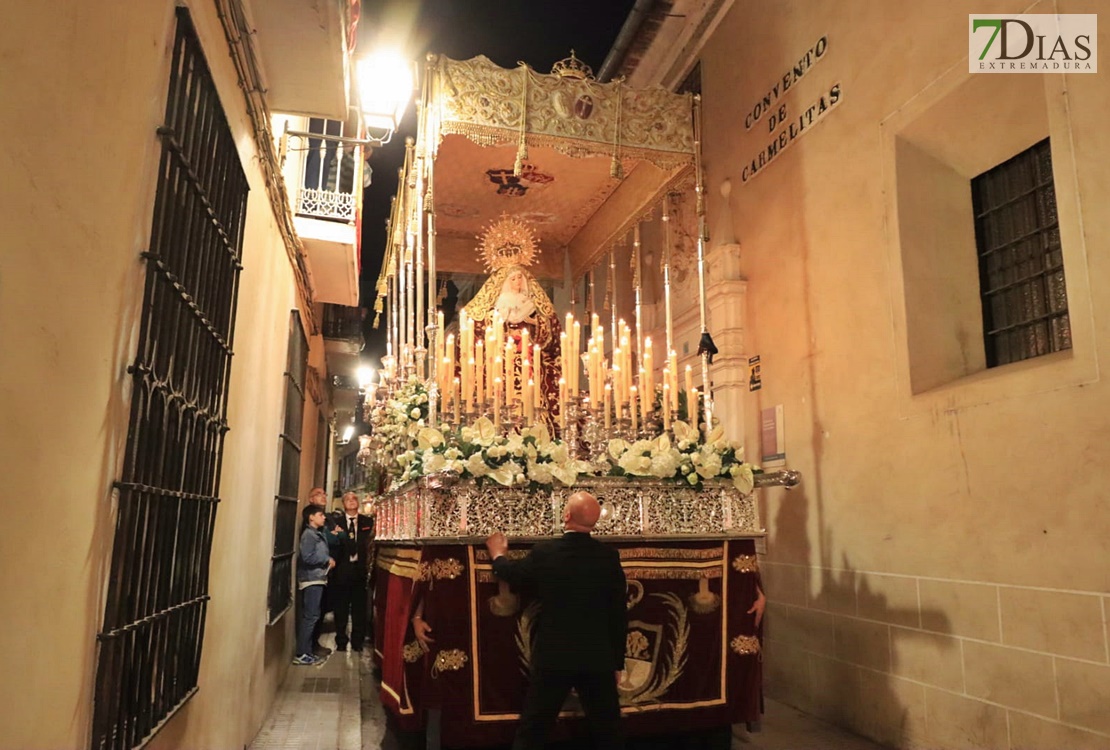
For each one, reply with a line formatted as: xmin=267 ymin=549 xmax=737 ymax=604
xmin=371 ymin=379 xmax=756 ymax=493
xmin=605 ymin=421 xmax=754 ymax=493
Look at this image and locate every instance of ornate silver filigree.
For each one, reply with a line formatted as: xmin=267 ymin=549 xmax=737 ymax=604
xmin=373 ymin=474 xmax=784 ymax=540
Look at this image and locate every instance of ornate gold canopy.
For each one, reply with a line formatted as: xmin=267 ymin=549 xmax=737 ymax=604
xmin=422 ymin=54 xmax=696 ymax=282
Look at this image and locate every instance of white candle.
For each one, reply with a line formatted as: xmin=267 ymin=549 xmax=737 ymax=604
xmin=559 ymin=376 xmax=567 ymax=430
xmin=476 ymin=340 xmax=485 ymax=407
xmin=533 ymin=344 xmax=542 ymax=408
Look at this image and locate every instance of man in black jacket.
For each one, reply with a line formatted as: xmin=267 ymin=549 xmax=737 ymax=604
xmin=329 ymin=491 xmax=375 ymax=652
xmin=486 ymin=491 xmax=627 ymax=750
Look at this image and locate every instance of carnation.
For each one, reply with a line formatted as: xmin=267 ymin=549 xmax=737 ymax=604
xmin=648 ymin=449 xmax=680 ymax=479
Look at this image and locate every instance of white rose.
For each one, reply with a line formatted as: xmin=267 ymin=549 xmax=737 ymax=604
xmin=466 ymin=452 xmax=491 ymax=477
xmin=697 ymin=450 xmax=722 ymax=479
xmin=649 ymin=449 xmax=680 ymax=479
xmin=423 ymin=453 xmax=447 ymax=474
xmin=409 ymin=408 xmax=422 ymax=419
xmin=527 ymin=460 xmax=554 ymax=485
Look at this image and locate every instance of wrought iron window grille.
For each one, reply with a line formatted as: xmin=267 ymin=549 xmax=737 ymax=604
xmin=91 ymin=9 xmax=247 ymax=749
xmin=972 ymin=138 xmax=1070 ymax=367
xmin=269 ymin=311 xmax=308 ymax=623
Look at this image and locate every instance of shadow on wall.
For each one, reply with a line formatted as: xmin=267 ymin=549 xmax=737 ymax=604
xmin=761 ymin=487 xmax=952 ymax=748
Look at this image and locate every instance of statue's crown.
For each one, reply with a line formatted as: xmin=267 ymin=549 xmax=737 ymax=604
xmin=551 ymin=51 xmax=595 ymax=81
xmin=479 ymin=214 xmax=540 ymax=271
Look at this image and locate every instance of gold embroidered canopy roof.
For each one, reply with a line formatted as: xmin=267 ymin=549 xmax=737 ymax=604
xmin=433 ymin=55 xmax=694 ymax=163
xmin=424 ymin=54 xmax=696 ymax=281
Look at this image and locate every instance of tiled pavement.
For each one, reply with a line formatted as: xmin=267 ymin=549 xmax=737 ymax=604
xmin=733 ymin=701 xmax=886 ymax=749
xmin=251 ymin=647 xmax=887 ymax=750
xmin=248 ymin=630 xmax=363 ymax=750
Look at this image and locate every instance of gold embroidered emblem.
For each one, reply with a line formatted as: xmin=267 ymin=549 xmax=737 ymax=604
xmin=730 ymin=635 xmax=761 ymax=655
xmin=732 ymin=554 xmax=759 ymax=573
xmin=402 ymin=641 xmax=424 ymax=663
xmin=431 ymin=648 xmax=469 ymax=677
xmin=432 ymin=558 xmax=464 ymax=580
xmin=419 ymin=557 xmax=465 ymax=583
xmin=618 ymin=593 xmax=689 ymax=705
xmin=626 ymin=630 xmax=650 ymax=660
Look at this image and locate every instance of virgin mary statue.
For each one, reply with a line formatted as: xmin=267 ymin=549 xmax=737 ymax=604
xmin=463 ymin=216 xmax=562 ymax=431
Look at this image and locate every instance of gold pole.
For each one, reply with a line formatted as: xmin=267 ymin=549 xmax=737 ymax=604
xmin=692 ymin=95 xmax=713 ymax=435
xmin=633 ymin=223 xmax=643 ymax=374
xmin=609 ymin=249 xmax=618 ymax=349
xmin=662 ymin=195 xmax=674 ymax=358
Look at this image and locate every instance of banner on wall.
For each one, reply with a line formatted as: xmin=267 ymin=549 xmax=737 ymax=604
xmin=760 ymin=405 xmax=785 ymax=465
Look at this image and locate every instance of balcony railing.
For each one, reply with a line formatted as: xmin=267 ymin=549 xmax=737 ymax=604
xmin=322 ymin=303 xmax=364 ymax=342
xmin=289 ymin=119 xmax=365 ymax=222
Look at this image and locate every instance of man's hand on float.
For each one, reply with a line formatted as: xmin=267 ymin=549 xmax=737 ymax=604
xmin=747 ymin=586 xmax=766 ymax=627
xmin=412 ymin=617 xmax=435 ymax=653
xmin=485 ymin=531 xmax=508 ymax=560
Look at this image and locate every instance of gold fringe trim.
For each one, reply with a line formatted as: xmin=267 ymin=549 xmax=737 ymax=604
xmin=622 ymin=567 xmax=722 ymax=581
xmin=377 ymin=548 xmax=424 ymax=580
xmin=620 ymin=546 xmax=724 ymax=561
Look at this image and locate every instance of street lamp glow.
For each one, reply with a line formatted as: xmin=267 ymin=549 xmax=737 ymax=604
xmin=358 ymin=366 xmax=375 ymax=389
xmin=358 ymin=50 xmax=414 ymax=136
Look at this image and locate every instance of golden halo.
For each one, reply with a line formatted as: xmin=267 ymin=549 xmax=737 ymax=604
xmin=479 ymin=214 xmax=540 ymax=271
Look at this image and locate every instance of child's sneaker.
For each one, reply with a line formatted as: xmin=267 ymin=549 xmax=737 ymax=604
xmin=292 ymin=653 xmax=319 ymax=665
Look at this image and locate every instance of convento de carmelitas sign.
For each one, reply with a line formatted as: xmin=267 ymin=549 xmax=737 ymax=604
xmin=740 ymin=36 xmax=841 ymax=183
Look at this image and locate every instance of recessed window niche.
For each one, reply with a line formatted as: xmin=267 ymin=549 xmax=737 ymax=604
xmin=892 ymin=74 xmax=1052 ymax=394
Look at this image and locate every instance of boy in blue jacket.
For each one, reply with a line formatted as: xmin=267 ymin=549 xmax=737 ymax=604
xmin=294 ymin=505 xmax=335 ymax=665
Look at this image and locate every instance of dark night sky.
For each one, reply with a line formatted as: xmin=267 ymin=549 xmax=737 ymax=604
xmin=356 ymin=0 xmax=637 ymax=365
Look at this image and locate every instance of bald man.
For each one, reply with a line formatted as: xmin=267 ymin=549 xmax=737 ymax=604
xmin=486 ymin=491 xmax=626 ymax=750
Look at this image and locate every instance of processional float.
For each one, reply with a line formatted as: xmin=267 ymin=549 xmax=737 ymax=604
xmin=360 ymin=52 xmax=797 ymax=747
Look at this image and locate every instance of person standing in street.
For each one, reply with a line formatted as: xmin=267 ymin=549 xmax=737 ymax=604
xmin=294 ymin=504 xmax=335 ymax=665
xmin=486 ymin=491 xmax=627 ymax=750
xmin=329 ymin=491 xmax=374 ymax=652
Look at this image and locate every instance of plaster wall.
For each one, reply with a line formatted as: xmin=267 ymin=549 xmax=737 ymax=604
xmin=0 ymin=1 xmax=326 ymax=747
xmin=684 ymin=0 xmax=1110 ymax=746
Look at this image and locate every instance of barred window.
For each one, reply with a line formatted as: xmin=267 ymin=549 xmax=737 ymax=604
xmin=92 ymin=8 xmax=247 ymax=749
xmin=269 ymin=312 xmax=308 ymax=623
xmin=972 ymin=138 xmax=1070 ymax=367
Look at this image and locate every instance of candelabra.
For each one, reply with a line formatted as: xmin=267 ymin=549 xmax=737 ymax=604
xmin=563 ymin=395 xmax=583 ymax=461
